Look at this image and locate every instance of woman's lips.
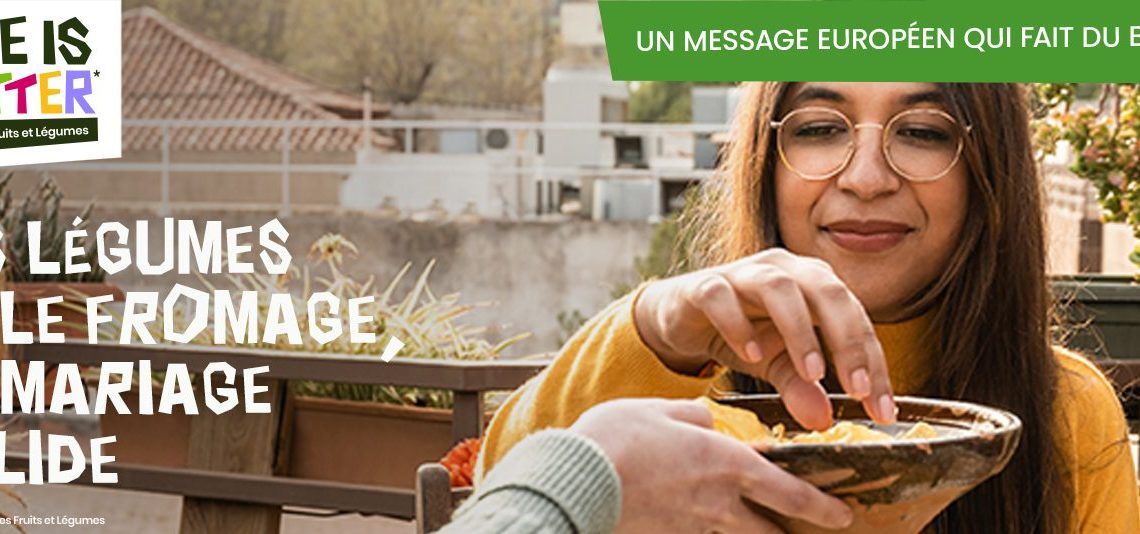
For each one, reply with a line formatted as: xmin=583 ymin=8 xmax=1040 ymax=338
xmin=822 ymin=221 xmax=914 ymax=253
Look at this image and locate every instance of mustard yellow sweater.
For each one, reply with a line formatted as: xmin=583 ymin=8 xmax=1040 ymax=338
xmin=477 ymin=290 xmax=1140 ymax=532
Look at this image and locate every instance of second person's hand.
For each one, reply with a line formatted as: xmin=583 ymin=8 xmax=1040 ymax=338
xmin=571 ymin=398 xmax=855 ymax=533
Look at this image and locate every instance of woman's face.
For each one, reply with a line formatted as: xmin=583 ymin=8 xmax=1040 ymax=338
xmin=774 ymin=82 xmax=969 ymax=322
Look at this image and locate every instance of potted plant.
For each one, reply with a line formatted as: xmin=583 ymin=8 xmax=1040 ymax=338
xmin=1032 ymin=84 xmax=1140 ymax=362
xmin=0 ymin=173 xmax=122 ymax=331
xmin=283 ymin=234 xmax=527 ymax=489
xmin=0 ymin=174 xmax=123 ymax=414
xmin=95 ymin=234 xmax=527 ymax=488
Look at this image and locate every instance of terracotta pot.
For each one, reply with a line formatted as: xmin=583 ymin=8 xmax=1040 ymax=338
xmin=285 ymin=396 xmax=485 ymax=489
xmin=720 ymin=395 xmax=1022 ymax=534
xmin=98 ymin=387 xmax=192 ymax=468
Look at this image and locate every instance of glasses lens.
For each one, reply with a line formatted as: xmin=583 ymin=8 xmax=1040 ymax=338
xmin=886 ymin=110 xmax=963 ymax=181
xmin=778 ymin=109 xmax=852 ymax=180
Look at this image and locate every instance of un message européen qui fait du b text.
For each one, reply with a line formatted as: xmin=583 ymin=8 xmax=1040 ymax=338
xmin=641 ymin=25 xmax=1140 ymax=54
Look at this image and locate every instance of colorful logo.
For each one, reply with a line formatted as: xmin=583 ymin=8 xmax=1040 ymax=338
xmin=0 ymin=1 xmax=120 ymax=165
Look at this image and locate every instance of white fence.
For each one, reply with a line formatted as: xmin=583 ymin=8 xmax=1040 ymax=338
xmin=12 ymin=118 xmax=725 ymax=219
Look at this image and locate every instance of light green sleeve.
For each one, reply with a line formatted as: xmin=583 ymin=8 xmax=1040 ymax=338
xmin=437 ymin=429 xmax=621 ymax=534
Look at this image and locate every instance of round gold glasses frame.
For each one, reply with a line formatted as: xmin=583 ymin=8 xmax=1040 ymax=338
xmin=769 ymin=107 xmax=973 ymax=183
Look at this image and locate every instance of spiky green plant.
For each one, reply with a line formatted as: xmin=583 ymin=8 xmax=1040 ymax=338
xmin=93 ymin=234 xmax=528 ymax=409
xmin=0 ymin=172 xmax=106 ymax=283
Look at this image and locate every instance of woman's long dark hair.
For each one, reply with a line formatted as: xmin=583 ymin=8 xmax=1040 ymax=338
xmin=677 ymin=83 xmax=1071 ymax=533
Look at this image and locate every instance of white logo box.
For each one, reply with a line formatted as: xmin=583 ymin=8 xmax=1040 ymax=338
xmin=0 ymin=0 xmax=121 ymax=166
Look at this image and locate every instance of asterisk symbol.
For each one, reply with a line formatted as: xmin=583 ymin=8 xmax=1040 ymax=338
xmin=93 ymin=70 xmax=100 ymax=77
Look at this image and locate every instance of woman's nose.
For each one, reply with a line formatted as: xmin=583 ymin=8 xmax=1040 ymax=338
xmin=834 ymin=126 xmax=903 ymax=200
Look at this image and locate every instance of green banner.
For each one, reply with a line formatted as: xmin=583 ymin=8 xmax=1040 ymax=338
xmin=599 ymin=0 xmax=1140 ymax=82
xmin=0 ymin=118 xmax=99 ymax=149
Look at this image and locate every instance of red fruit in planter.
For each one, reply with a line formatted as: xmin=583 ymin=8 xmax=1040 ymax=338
xmin=440 ymin=437 xmax=482 ymax=488
xmin=448 ymin=467 xmax=463 ymax=487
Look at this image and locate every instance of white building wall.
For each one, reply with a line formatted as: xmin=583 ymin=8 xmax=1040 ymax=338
xmin=340 ymin=151 xmax=534 ymax=218
xmin=543 ymin=67 xmax=629 ymax=172
xmin=560 ymin=2 xmax=605 ymax=46
xmin=1103 ymin=222 xmax=1140 ymax=275
xmin=1042 ymin=166 xmax=1086 ymax=275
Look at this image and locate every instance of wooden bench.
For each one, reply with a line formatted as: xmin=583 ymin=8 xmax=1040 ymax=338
xmin=415 ymin=464 xmax=471 ymax=534
xmin=19 ymin=342 xmax=548 ymax=534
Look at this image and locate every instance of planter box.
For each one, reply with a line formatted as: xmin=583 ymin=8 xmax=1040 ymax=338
xmin=99 ymin=392 xmax=488 ymax=490
xmin=98 ymin=388 xmax=192 ymax=468
xmin=7 ymin=282 xmax=123 ymax=405
xmin=285 ymin=396 xmax=469 ymax=489
xmin=1053 ymin=276 xmax=1140 ymax=360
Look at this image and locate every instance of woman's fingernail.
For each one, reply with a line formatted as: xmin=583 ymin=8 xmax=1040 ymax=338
xmin=745 ymin=341 xmax=764 ymax=362
xmin=836 ymin=504 xmax=854 ymax=528
xmin=878 ymin=394 xmax=897 ymax=423
xmin=850 ymin=368 xmax=871 ymax=399
xmin=804 ymin=351 xmax=825 ymax=381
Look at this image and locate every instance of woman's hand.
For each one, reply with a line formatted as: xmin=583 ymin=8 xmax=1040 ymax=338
xmin=634 ymin=248 xmax=896 ymax=428
xmin=571 ymin=398 xmax=854 ymax=533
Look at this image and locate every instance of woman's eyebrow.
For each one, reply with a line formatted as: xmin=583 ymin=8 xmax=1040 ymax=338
xmin=791 ymin=86 xmax=845 ymax=105
xmin=788 ymin=86 xmax=943 ymax=107
xmin=900 ymin=90 xmax=944 ymax=106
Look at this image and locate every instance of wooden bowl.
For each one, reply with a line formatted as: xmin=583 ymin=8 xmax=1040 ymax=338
xmin=719 ymin=394 xmax=1022 ymax=533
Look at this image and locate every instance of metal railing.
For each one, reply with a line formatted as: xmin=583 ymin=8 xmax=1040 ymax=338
xmin=11 ymin=118 xmax=727 ymax=218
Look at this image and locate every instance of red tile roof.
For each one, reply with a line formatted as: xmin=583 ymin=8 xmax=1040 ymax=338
xmin=122 ymin=7 xmax=393 ymax=152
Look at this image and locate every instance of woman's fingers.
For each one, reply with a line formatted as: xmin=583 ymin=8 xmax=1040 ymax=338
xmin=752 ymin=254 xmax=896 ymax=424
xmin=664 ymin=249 xmax=896 ymax=425
xmin=763 ymin=352 xmax=833 ymax=430
xmin=802 ymin=283 xmax=894 ymax=424
xmin=723 ymin=263 xmax=826 ymax=382
xmin=814 ymin=296 xmax=893 ymax=423
xmin=686 ymin=273 xmax=766 ymax=364
xmin=719 ymin=347 xmax=833 ymax=431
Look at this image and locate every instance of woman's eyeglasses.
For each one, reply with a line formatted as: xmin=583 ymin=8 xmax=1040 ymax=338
xmin=769 ymin=107 xmax=972 ymax=182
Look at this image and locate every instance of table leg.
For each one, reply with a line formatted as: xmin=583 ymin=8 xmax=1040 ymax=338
xmin=451 ymin=392 xmax=485 ymax=444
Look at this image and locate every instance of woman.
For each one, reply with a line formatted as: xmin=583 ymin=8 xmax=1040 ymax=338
xmin=478 ymin=83 xmax=1140 ymax=532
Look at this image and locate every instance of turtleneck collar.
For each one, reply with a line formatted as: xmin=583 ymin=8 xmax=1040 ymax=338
xmin=870 ymin=311 xmax=938 ymax=395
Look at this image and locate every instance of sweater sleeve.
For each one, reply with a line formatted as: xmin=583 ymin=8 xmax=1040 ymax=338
xmin=1054 ymin=349 xmax=1140 ymax=533
xmin=438 ymin=430 xmax=621 ymax=534
xmin=476 ymin=286 xmax=721 ymax=479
